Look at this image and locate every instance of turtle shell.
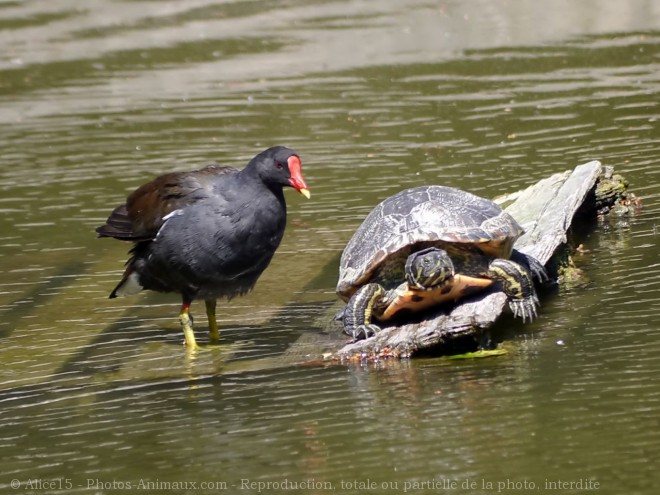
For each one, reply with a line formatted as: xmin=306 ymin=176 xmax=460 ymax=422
xmin=336 ymin=185 xmax=523 ymax=300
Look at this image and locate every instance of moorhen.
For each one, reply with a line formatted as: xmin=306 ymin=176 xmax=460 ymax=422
xmin=97 ymin=146 xmax=309 ymax=349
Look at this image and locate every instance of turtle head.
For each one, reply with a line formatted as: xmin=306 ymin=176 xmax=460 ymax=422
xmin=405 ymin=247 xmax=455 ymax=290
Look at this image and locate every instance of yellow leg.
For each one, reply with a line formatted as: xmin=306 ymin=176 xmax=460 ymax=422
xmin=206 ymin=299 xmax=220 ymax=343
xmin=179 ymin=301 xmax=200 ymax=350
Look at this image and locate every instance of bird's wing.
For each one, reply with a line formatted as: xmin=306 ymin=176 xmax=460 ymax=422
xmin=96 ymin=164 xmax=238 ymax=241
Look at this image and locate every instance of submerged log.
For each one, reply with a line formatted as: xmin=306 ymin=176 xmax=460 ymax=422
xmin=332 ymin=160 xmax=636 ymax=361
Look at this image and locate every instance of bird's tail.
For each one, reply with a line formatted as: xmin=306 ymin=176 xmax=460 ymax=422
xmin=109 ymin=264 xmax=143 ymax=298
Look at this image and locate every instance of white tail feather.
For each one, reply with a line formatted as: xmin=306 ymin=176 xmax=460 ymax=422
xmin=114 ymin=271 xmax=143 ymax=297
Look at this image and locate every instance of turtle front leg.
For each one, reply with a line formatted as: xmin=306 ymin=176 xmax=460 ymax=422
xmin=342 ymin=283 xmax=385 ymax=340
xmin=487 ymin=259 xmax=539 ymax=322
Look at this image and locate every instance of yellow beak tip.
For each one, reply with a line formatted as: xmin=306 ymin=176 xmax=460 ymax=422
xmin=299 ymin=188 xmax=311 ymax=199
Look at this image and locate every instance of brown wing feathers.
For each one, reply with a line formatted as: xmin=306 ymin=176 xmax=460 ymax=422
xmin=96 ymin=164 xmax=237 ymax=242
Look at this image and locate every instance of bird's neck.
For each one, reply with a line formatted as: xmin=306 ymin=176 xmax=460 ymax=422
xmin=222 ymin=166 xmax=287 ymax=209
xmin=242 ymin=164 xmax=284 ymax=204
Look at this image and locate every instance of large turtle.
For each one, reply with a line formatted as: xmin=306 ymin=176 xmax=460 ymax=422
xmin=336 ymin=185 xmax=546 ymax=340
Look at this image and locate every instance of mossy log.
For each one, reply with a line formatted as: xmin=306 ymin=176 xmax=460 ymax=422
xmin=331 ymin=160 xmax=635 ymax=361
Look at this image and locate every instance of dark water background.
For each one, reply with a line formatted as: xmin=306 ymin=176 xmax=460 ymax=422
xmin=1 ymin=1 xmax=659 ymax=494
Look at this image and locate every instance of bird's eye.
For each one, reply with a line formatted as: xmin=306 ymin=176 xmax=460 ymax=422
xmin=275 ymin=162 xmax=284 ymax=170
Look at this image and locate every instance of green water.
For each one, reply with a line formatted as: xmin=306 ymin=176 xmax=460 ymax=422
xmin=1 ymin=1 xmax=659 ymax=494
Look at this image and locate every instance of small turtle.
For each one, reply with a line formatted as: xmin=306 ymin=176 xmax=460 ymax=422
xmin=336 ymin=185 xmax=546 ymax=340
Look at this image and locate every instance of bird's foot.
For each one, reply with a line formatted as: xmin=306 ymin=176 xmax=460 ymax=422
xmin=208 ymin=325 xmax=220 ymax=344
xmin=180 ymin=312 xmax=201 ymax=350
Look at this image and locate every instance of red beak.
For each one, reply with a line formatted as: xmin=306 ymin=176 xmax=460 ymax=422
xmin=287 ymin=155 xmax=310 ymax=198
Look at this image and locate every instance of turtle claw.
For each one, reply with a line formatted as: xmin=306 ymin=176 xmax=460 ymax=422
xmin=508 ymin=296 xmax=539 ymax=323
xmin=351 ymin=324 xmax=382 ymax=341
xmin=511 ymin=250 xmax=548 ymax=283
xmin=528 ymin=258 xmax=549 ymax=283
